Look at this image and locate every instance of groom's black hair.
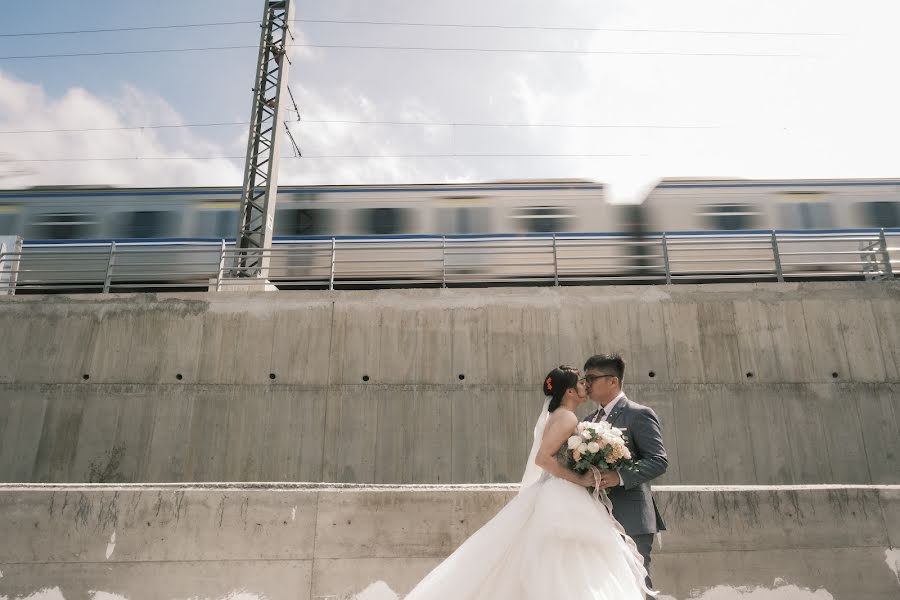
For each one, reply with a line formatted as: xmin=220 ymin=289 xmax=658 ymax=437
xmin=584 ymin=353 xmax=625 ymax=381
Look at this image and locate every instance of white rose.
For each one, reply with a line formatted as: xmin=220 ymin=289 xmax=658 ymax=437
xmin=622 ymin=447 xmax=632 ymax=460
xmin=587 ymin=441 xmax=601 ymax=453
xmin=581 ymin=430 xmax=592 ymax=440
xmin=567 ymin=436 xmax=582 ymax=450
xmin=576 ymin=423 xmax=585 ymax=433
xmin=577 ymin=443 xmax=589 ymax=454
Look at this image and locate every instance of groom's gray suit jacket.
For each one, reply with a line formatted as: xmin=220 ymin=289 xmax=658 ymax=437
xmin=585 ymin=395 xmax=667 ymax=536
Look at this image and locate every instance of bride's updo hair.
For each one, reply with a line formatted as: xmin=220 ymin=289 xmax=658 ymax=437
xmin=542 ymin=365 xmax=579 ymax=412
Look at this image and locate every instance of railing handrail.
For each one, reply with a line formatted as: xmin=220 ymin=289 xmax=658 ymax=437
xmin=0 ymin=228 xmax=895 ymax=294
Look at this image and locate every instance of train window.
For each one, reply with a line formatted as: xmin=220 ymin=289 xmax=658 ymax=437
xmin=512 ymin=206 xmax=575 ymax=233
xmin=196 ymin=210 xmax=238 ymax=238
xmin=275 ymin=208 xmax=334 ymax=236
xmin=126 ymin=211 xmax=177 ymax=238
xmin=860 ymin=201 xmax=900 ymax=228
xmin=778 ymin=202 xmax=834 ymax=229
xmin=438 ymin=207 xmax=491 ymax=234
xmin=359 ymin=207 xmax=410 ymax=235
xmin=0 ymin=212 xmax=20 ymax=235
xmin=28 ymin=212 xmax=98 ymax=239
xmin=698 ymin=204 xmax=760 ymax=230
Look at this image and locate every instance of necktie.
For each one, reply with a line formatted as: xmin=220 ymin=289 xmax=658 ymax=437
xmin=594 ymin=408 xmax=606 ymax=423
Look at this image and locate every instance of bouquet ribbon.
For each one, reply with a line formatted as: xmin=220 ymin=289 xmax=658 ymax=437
xmin=589 ymin=465 xmax=658 ymax=597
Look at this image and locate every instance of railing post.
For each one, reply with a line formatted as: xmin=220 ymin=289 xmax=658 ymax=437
xmin=441 ymin=236 xmax=447 ymax=288
xmin=102 ymin=241 xmax=116 ymax=293
xmin=880 ymin=228 xmax=894 ymax=279
xmin=661 ymin=232 xmax=672 ymax=285
xmin=771 ymin=230 xmax=784 ymax=282
xmin=215 ymin=239 xmax=227 ymax=292
xmin=329 ymin=237 xmax=336 ymax=290
xmin=552 ymin=234 xmax=559 ymax=286
xmin=0 ymin=242 xmax=8 ymax=295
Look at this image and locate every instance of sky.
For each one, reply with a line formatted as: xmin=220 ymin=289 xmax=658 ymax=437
xmin=0 ymin=0 xmax=898 ymax=202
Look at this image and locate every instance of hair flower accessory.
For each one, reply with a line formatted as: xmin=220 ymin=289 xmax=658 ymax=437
xmin=545 ymin=376 xmax=553 ymax=390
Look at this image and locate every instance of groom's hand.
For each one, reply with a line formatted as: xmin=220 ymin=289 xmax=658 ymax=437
xmin=598 ymin=470 xmax=621 ymax=489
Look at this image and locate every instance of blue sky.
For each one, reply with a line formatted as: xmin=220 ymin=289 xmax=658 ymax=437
xmin=1 ymin=1 xmax=898 ymax=200
xmin=2 ymin=1 xmax=279 ymax=133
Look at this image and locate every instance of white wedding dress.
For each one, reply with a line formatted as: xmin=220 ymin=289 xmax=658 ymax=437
xmin=405 ymin=400 xmax=653 ymax=600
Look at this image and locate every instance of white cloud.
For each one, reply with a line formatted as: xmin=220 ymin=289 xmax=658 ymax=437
xmin=280 ymin=0 xmax=900 ymax=201
xmin=3 ymin=0 xmax=898 ymax=203
xmin=0 ymin=71 xmax=242 ymax=188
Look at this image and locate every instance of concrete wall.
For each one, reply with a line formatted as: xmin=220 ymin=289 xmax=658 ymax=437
xmin=0 ymin=484 xmax=898 ymax=600
xmin=1 ymin=282 xmax=898 ymax=484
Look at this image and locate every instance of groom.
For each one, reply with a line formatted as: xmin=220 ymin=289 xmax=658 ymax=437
xmin=583 ymin=353 xmax=667 ymax=593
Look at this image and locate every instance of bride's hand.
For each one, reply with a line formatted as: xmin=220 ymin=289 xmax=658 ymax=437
xmin=578 ymin=471 xmax=598 ymax=487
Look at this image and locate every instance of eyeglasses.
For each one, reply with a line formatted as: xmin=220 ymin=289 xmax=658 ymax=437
xmin=584 ymin=374 xmax=615 ymax=384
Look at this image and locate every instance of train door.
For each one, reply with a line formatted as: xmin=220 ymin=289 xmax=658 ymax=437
xmin=440 ymin=206 xmax=492 ymax=235
xmin=776 ymin=192 xmax=834 ymax=230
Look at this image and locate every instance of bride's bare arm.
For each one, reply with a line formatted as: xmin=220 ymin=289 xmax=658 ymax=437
xmin=535 ymin=410 xmax=595 ymax=487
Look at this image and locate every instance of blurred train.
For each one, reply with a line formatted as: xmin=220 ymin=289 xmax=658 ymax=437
xmin=0 ymin=178 xmax=898 ymax=288
xmin=1 ymin=178 xmax=898 ymax=241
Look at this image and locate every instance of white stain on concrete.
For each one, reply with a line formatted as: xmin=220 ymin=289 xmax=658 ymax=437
xmin=90 ymin=593 xmax=128 ymax=600
xmin=657 ymin=583 xmax=834 ymax=600
xmin=886 ymin=548 xmax=900 ymax=585
xmin=104 ymin=530 xmax=116 ymax=559
xmin=292 ymin=506 xmax=296 ymax=521
xmin=219 ymin=592 xmax=268 ymax=600
xmin=351 ymin=581 xmax=399 ymax=600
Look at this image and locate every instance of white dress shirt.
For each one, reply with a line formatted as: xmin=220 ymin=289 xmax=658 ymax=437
xmin=597 ymin=391 xmax=626 ymax=422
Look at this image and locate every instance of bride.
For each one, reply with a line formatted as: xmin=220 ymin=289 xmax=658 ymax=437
xmin=404 ymin=365 xmax=654 ymax=600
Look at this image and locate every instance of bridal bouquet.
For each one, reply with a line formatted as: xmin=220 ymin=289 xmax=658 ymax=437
xmin=564 ymin=421 xmax=635 ymax=474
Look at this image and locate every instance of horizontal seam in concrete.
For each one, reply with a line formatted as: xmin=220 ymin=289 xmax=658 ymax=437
xmin=2 ymin=544 xmax=892 ymax=565
xmin=2 ymin=484 xmax=897 ymax=491
xmin=0 ymin=558 xmax=318 ymax=566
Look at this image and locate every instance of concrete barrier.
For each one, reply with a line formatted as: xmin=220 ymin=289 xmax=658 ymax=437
xmin=0 ymin=484 xmax=897 ymax=599
xmin=1 ymin=282 xmax=898 ymax=484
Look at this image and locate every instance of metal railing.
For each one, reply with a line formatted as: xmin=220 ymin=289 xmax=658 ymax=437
xmin=0 ymin=230 xmax=896 ymax=294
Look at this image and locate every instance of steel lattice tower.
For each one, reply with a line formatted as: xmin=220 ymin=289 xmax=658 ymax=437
xmin=234 ymin=0 xmax=295 ymax=279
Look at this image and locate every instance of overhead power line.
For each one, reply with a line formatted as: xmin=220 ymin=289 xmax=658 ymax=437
xmin=0 ymin=19 xmax=840 ymax=38
xmin=291 ymin=18 xmax=841 ymax=37
xmin=0 ymin=119 xmax=717 ymax=135
xmin=0 ymin=45 xmax=257 ymax=60
xmin=0 ymin=44 xmax=804 ymax=61
xmin=298 ymin=44 xmax=803 ymax=58
xmin=0 ymin=20 xmax=259 ymax=37
xmin=3 ymin=153 xmax=642 ymax=163
xmin=0 ymin=121 xmax=250 ymax=134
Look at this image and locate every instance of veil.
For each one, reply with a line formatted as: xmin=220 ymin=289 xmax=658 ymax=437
xmin=519 ymin=397 xmax=551 ymax=493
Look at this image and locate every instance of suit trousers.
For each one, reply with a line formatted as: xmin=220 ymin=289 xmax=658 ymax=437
xmin=631 ymin=533 xmax=655 ymax=597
